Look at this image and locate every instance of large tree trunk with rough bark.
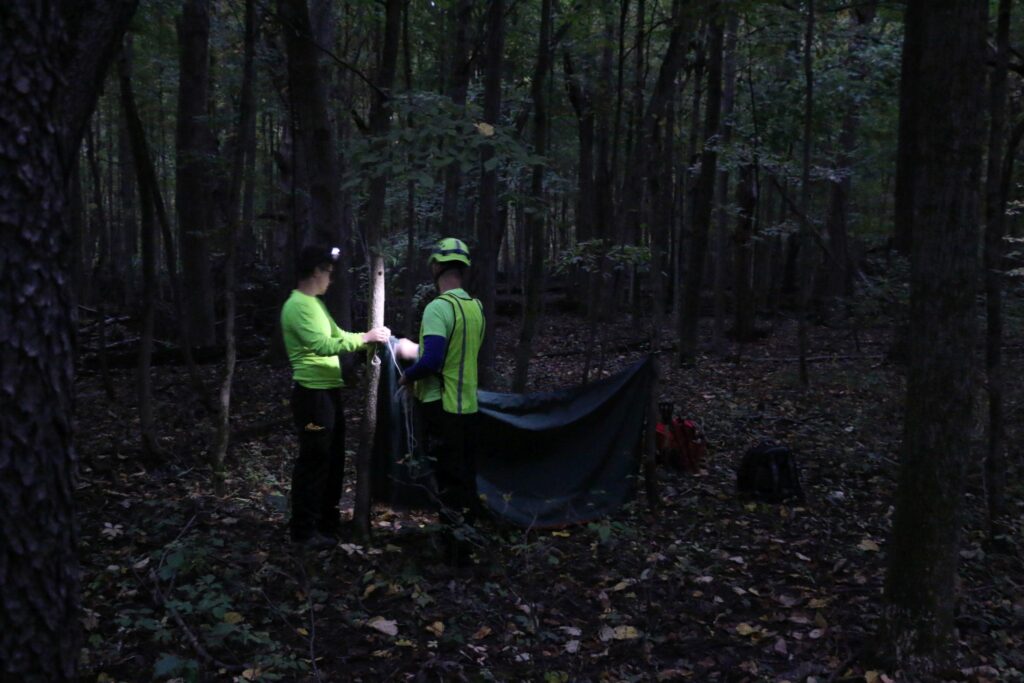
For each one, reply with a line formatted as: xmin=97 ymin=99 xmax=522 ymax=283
xmin=1 ymin=1 xmax=137 ymax=679
xmin=878 ymin=0 xmax=987 ymax=671
xmin=824 ymin=3 xmax=876 ymax=301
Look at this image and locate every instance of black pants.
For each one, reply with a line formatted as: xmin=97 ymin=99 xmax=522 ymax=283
xmin=289 ymin=384 xmax=346 ymax=540
xmin=421 ymin=400 xmax=479 ymax=561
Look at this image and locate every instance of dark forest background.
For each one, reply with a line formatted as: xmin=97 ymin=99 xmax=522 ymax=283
xmin=2 ymin=0 xmax=1024 ymax=680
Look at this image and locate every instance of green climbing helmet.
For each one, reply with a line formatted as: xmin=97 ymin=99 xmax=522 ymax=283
xmin=428 ymin=237 xmax=471 ymax=267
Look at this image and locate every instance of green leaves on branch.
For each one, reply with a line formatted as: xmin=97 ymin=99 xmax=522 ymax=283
xmin=554 ymin=240 xmax=650 ymax=276
xmin=341 ymin=91 xmax=540 ymax=196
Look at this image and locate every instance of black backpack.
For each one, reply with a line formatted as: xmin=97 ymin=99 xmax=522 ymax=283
xmin=736 ymin=442 xmax=804 ymax=503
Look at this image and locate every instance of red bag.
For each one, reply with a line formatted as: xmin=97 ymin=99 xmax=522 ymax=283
xmin=656 ymin=417 xmax=706 ymax=473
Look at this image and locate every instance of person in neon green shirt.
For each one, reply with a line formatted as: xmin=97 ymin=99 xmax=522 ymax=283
xmin=397 ymin=237 xmax=485 ymax=567
xmin=281 ymin=245 xmax=390 ymax=548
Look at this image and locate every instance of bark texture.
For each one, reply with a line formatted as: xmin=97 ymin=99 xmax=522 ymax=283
xmin=1 ymin=1 xmax=137 ymax=679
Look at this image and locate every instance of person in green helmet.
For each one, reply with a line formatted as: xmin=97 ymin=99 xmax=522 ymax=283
xmin=396 ymin=237 xmax=486 ymax=566
xmin=281 ymin=245 xmax=391 ymax=549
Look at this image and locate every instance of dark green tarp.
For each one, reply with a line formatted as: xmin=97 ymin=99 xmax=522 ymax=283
xmin=372 ymin=341 xmax=654 ymax=527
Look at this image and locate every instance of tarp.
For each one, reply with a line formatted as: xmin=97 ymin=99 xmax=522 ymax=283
xmin=372 ymin=341 xmax=654 ymax=527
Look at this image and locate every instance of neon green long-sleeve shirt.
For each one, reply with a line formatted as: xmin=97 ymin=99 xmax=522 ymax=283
xmin=280 ymin=290 xmax=366 ymax=389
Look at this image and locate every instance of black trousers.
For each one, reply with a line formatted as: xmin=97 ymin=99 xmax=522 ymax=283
xmin=289 ymin=384 xmax=346 ymax=540
xmin=421 ymin=400 xmax=479 ymax=559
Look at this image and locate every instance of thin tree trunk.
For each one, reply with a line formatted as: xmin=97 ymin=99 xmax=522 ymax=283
xmin=878 ymin=0 xmax=987 ymax=670
xmin=676 ymin=48 xmax=705 ymax=331
xmin=734 ymin=163 xmax=758 ymax=342
xmin=712 ymin=12 xmax=738 ymax=353
xmin=983 ymin=0 xmax=1011 ymax=538
xmin=641 ymin=0 xmax=688 ymax=333
xmin=476 ymin=0 xmax=506 ymax=388
xmin=440 ymin=0 xmax=473 ymax=231
xmin=119 ymin=46 xmax=160 ymax=459
xmin=823 ymin=4 xmax=877 ymax=301
xmin=564 ymin=50 xmax=596 ymax=244
xmin=212 ymin=0 xmax=257 ymax=484
xmin=402 ymin=1 xmax=418 ymax=336
xmin=176 ymin=0 xmax=217 ymax=346
xmin=354 ymin=0 xmax=402 ymax=539
xmin=595 ymin=4 xmax=615 ymax=241
xmin=86 ymin=125 xmax=117 ymax=400
xmin=796 ymin=0 xmax=815 ymax=386
xmin=678 ymin=8 xmax=723 ymax=364
xmin=512 ymin=0 xmax=554 ymax=393
xmin=120 ymin=37 xmax=207 ymax=404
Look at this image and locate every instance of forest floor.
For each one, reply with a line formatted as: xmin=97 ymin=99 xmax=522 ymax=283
xmin=74 ymin=307 xmax=1024 ymax=683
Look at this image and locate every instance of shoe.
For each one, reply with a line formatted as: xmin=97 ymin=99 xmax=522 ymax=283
xmin=292 ymin=532 xmax=337 ymax=551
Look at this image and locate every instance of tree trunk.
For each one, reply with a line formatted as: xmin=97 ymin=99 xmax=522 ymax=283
xmin=824 ymin=4 xmax=876 ymax=301
xmin=119 ymin=45 xmax=161 ymax=459
xmin=564 ymin=51 xmax=596 ymax=244
xmin=212 ymin=0 xmax=258 ymax=483
xmin=891 ymin=2 xmax=926 ymax=257
xmin=734 ymin=163 xmax=758 ymax=342
xmin=440 ymin=0 xmax=473 ymax=231
xmin=354 ymin=0 xmax=402 ymax=539
xmin=983 ymin=0 xmax=1011 ymax=538
xmin=402 ymin=1 xmax=418 ymax=335
xmin=512 ymin=0 xmax=553 ymax=393
xmin=278 ymin=0 xmax=352 ymax=330
xmin=640 ymin=0 xmax=688 ymax=333
xmin=712 ymin=12 xmax=738 ymax=354
xmin=595 ymin=3 xmax=615 ymax=241
xmin=0 ymin=0 xmax=137 ymax=674
xmin=121 ymin=36 xmax=207 ymax=405
xmin=878 ymin=0 xmax=987 ymax=671
xmin=86 ymin=125 xmax=118 ymax=400
xmin=476 ymin=0 xmax=505 ymax=388
xmin=176 ymin=0 xmax=217 ymax=346
xmin=678 ymin=8 xmax=724 ymax=364
xmin=676 ymin=44 xmax=705 ymax=331
xmin=796 ymin=0 xmax=815 ymax=386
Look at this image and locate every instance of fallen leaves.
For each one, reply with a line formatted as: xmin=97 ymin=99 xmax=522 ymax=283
xmin=366 ymin=617 xmax=398 ymax=636
xmin=735 ymin=622 xmax=757 ymax=636
xmin=599 ymin=625 xmax=641 ymax=641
